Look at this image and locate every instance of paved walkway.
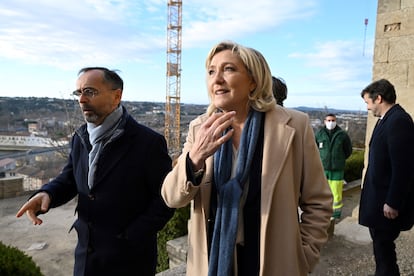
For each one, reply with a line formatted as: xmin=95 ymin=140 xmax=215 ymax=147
xmin=312 ymin=179 xmax=414 ymax=275
xmin=0 ymin=194 xmax=76 ymax=276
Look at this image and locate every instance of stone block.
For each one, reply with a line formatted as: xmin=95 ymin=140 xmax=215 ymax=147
xmin=165 ymin=235 xmax=188 ymax=269
xmin=0 ymin=178 xmax=24 ymax=199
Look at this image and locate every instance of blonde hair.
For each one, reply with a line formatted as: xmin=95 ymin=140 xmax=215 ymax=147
xmin=205 ymin=41 xmax=275 ymax=115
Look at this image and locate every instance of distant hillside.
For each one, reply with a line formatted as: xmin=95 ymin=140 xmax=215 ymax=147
xmin=0 ymin=96 xmax=368 ymax=148
xmin=0 ymin=96 xmax=366 ymax=117
xmin=293 ymin=106 xmax=367 ymax=115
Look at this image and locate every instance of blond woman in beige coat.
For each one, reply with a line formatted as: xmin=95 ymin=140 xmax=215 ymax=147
xmin=162 ymin=41 xmax=332 ymax=276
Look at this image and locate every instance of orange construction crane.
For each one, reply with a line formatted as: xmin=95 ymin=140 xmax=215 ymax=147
xmin=165 ymin=0 xmax=182 ymax=157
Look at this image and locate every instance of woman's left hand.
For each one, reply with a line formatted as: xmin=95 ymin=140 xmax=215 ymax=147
xmin=189 ymin=111 xmax=235 ymax=170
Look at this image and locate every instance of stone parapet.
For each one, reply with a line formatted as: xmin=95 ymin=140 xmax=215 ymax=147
xmin=0 ymin=177 xmax=24 ymax=199
xmin=165 ymin=235 xmax=187 ymax=269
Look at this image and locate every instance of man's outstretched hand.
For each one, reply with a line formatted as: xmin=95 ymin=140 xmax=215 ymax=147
xmin=16 ymin=192 xmax=51 ymax=225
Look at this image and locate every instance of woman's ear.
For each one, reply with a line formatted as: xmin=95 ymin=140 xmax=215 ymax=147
xmin=249 ymin=80 xmax=257 ymax=94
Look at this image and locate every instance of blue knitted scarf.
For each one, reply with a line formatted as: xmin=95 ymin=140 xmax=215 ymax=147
xmin=208 ymin=109 xmax=262 ymax=276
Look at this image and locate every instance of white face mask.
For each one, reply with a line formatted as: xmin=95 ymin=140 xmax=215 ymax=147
xmin=325 ymin=121 xmax=337 ymax=130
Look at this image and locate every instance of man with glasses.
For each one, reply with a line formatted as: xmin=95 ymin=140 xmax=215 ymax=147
xmin=16 ymin=67 xmax=174 ymax=276
xmin=315 ymin=113 xmax=352 ymax=220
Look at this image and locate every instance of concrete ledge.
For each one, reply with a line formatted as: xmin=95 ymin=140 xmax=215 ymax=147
xmin=343 ymin=179 xmax=361 ymax=196
xmin=335 ymin=179 xmax=372 ymax=245
xmin=335 ymin=215 xmax=371 ymax=245
xmin=165 ymin=235 xmax=187 ymax=268
xmin=156 ymin=263 xmax=186 ymax=276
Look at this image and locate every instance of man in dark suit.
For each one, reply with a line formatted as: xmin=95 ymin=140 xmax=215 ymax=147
xmin=359 ymin=79 xmax=414 ymax=276
xmin=16 ymin=67 xmax=174 ymax=276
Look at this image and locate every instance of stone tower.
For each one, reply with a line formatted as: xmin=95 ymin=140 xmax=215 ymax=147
xmin=364 ymin=0 xmax=414 ymax=151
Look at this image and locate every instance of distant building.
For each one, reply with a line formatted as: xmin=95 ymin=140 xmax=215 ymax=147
xmin=27 ymin=122 xmax=39 ymax=133
xmin=15 ymin=165 xmax=44 ymax=191
xmin=0 ymin=134 xmax=68 ymax=150
xmin=0 ymin=158 xmax=16 ymax=174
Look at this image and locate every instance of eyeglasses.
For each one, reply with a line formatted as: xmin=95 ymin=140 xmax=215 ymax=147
xmin=72 ymin=87 xmax=100 ymax=98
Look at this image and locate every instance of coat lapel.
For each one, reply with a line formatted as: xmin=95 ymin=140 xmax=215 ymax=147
xmin=261 ymin=107 xmax=296 ymax=216
xmin=91 ymin=134 xmax=131 ymax=188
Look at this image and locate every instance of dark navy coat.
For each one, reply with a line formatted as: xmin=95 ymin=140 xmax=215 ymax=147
xmin=38 ymin=107 xmax=174 ymax=276
xmin=359 ymin=104 xmax=414 ymax=231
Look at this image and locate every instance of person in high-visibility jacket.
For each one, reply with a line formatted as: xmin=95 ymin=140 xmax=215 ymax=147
xmin=315 ymin=113 xmax=352 ymax=219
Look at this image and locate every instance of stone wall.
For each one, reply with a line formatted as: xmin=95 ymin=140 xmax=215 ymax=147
xmin=0 ymin=177 xmax=24 ymax=199
xmin=374 ymin=0 xmax=414 ymax=112
xmin=363 ymin=0 xmax=414 ymax=176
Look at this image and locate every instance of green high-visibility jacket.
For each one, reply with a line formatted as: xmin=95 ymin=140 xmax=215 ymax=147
xmin=315 ymin=126 xmax=352 ymax=171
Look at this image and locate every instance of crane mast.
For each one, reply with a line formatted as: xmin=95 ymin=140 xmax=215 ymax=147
xmin=165 ymin=0 xmax=182 ymax=157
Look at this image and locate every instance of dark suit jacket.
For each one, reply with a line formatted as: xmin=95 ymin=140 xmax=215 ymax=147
xmin=38 ymin=107 xmax=174 ymax=276
xmin=359 ymin=104 xmax=414 ymax=231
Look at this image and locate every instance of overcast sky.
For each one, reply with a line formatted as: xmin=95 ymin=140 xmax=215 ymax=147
xmin=0 ymin=0 xmax=377 ymax=111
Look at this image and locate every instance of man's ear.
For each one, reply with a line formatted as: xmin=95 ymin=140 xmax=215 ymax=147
xmin=376 ymin=94 xmax=383 ymax=103
xmin=114 ymin=88 xmax=122 ymax=102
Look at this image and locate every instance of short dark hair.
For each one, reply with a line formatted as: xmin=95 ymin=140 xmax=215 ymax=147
xmin=78 ymin=67 xmax=123 ymax=90
xmin=361 ymin=79 xmax=396 ymax=104
xmin=272 ymin=76 xmax=287 ymax=106
xmin=325 ymin=113 xmax=336 ymax=118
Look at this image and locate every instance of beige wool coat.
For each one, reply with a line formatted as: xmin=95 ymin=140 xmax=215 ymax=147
xmin=162 ymin=105 xmax=333 ymax=276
